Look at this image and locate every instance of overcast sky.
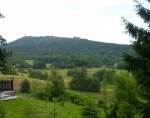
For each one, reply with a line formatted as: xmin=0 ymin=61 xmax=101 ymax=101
xmin=0 ymin=0 xmax=147 ymax=44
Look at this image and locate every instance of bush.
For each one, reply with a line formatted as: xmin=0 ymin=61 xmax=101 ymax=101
xmin=68 ymin=68 xmax=87 ymax=78
xmin=29 ymin=70 xmax=48 ymax=80
xmin=63 ymin=91 xmax=90 ymax=105
xmin=47 ymin=75 xmax=65 ymax=100
xmin=104 ymin=69 xmax=116 ymax=84
xmin=20 ymin=79 xmax=30 ymax=93
xmin=114 ymin=72 xmax=142 ymax=118
xmin=69 ymin=68 xmax=100 ymax=92
xmin=31 ymin=80 xmax=49 ymax=100
xmin=18 ymin=68 xmax=28 ymax=74
xmin=95 ymin=69 xmax=116 ymax=85
xmin=81 ymin=102 xmax=100 ymax=118
xmin=70 ymin=77 xmax=100 ymax=92
xmin=67 ymin=69 xmax=76 ymax=77
xmin=93 ymin=69 xmax=106 ymax=81
xmin=33 ymin=61 xmax=46 ymax=69
xmin=1 ymin=64 xmax=17 ymax=75
xmin=31 ymin=73 xmax=65 ymax=101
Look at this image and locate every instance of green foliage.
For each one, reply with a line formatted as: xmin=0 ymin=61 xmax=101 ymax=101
xmin=51 ymin=78 xmax=65 ymax=98
xmin=1 ymin=64 xmax=17 ymax=75
xmin=31 ymin=80 xmax=48 ymax=100
xmin=44 ymin=72 xmax=65 ymax=100
xmin=29 ymin=69 xmax=48 ymax=80
xmin=81 ymin=102 xmax=99 ymax=118
xmin=63 ymin=90 xmax=90 ymax=105
xmin=93 ymin=69 xmax=106 ymax=81
xmin=114 ymin=73 xmax=142 ymax=118
xmin=33 ymin=61 xmax=46 ymax=69
xmin=8 ymin=36 xmax=133 ymax=68
xmin=70 ymin=68 xmax=101 ymax=92
xmin=67 ymin=69 xmax=77 ymax=77
xmin=0 ymin=36 xmax=8 ymax=73
xmin=70 ymin=77 xmax=100 ymax=92
xmin=102 ymin=69 xmax=116 ymax=85
xmin=20 ymin=79 xmax=30 ymax=93
xmin=18 ymin=68 xmax=28 ymax=74
xmin=10 ymin=58 xmax=31 ymax=68
xmin=93 ymin=69 xmax=117 ymax=86
xmin=143 ymin=102 xmax=150 ymax=118
xmin=123 ymin=1 xmax=150 ymax=117
xmin=116 ymin=101 xmax=142 ymax=118
xmin=99 ymin=108 xmax=107 ymax=118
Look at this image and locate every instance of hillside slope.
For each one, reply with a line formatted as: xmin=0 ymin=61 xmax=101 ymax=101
xmin=8 ymin=36 xmax=133 ymax=68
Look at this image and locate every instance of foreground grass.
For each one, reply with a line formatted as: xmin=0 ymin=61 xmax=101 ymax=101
xmin=1 ymin=98 xmax=82 ymax=118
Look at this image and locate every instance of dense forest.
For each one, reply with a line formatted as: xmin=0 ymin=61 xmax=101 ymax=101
xmin=8 ymin=36 xmax=133 ymax=68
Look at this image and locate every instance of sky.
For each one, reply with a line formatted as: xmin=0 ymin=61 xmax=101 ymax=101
xmin=0 ymin=0 xmax=148 ymax=44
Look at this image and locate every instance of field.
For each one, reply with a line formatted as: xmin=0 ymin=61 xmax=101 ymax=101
xmin=1 ymin=98 xmax=82 ymax=118
xmin=0 ymin=67 xmax=123 ymax=118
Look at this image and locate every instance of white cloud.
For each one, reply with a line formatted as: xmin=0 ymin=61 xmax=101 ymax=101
xmin=0 ymin=0 xmax=146 ymax=44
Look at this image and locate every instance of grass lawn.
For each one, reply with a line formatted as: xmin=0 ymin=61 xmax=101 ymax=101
xmin=1 ymin=98 xmax=82 ymax=118
xmin=0 ymin=74 xmax=29 ymax=80
xmin=25 ymin=60 xmax=34 ymax=66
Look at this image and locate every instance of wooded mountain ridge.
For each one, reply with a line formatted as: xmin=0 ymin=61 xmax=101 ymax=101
xmin=8 ymin=36 xmax=133 ymax=68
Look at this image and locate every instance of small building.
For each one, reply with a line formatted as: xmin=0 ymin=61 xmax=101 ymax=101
xmin=0 ymin=80 xmax=14 ymax=92
xmin=0 ymin=80 xmax=16 ymax=100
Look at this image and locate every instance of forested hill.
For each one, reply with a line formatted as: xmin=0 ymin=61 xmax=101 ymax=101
xmin=8 ymin=36 xmax=133 ymax=68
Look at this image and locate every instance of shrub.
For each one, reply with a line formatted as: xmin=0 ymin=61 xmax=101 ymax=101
xmin=114 ymin=72 xmax=142 ymax=118
xmin=96 ymin=69 xmax=117 ymax=85
xmin=68 ymin=68 xmax=87 ymax=78
xmin=69 ymin=68 xmax=101 ymax=92
xmin=93 ymin=69 xmax=106 ymax=81
xmin=48 ymin=75 xmax=65 ymax=99
xmin=29 ymin=70 xmax=48 ymax=80
xmin=81 ymin=102 xmax=100 ymax=118
xmin=20 ymin=79 xmax=30 ymax=93
xmin=63 ymin=91 xmax=90 ymax=105
xmin=42 ymin=71 xmax=66 ymax=101
xmin=70 ymin=76 xmax=100 ymax=92
xmin=33 ymin=61 xmax=46 ymax=69
xmin=31 ymin=80 xmax=49 ymax=100
xmin=1 ymin=64 xmax=17 ymax=75
xmin=104 ymin=69 xmax=116 ymax=84
xmin=67 ymin=69 xmax=76 ymax=77
xmin=18 ymin=68 xmax=28 ymax=74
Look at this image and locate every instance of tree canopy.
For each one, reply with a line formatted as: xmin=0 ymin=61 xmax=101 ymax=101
xmin=8 ymin=36 xmax=133 ymax=68
xmin=0 ymin=13 xmax=8 ymax=73
xmin=123 ymin=0 xmax=150 ymax=117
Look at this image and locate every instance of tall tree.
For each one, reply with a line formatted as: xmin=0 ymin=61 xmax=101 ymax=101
xmin=123 ymin=0 xmax=150 ymax=117
xmin=0 ymin=13 xmax=7 ymax=73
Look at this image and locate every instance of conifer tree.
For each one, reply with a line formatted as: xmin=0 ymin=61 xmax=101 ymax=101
xmin=123 ymin=1 xmax=150 ymax=117
xmin=0 ymin=13 xmax=7 ymax=73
